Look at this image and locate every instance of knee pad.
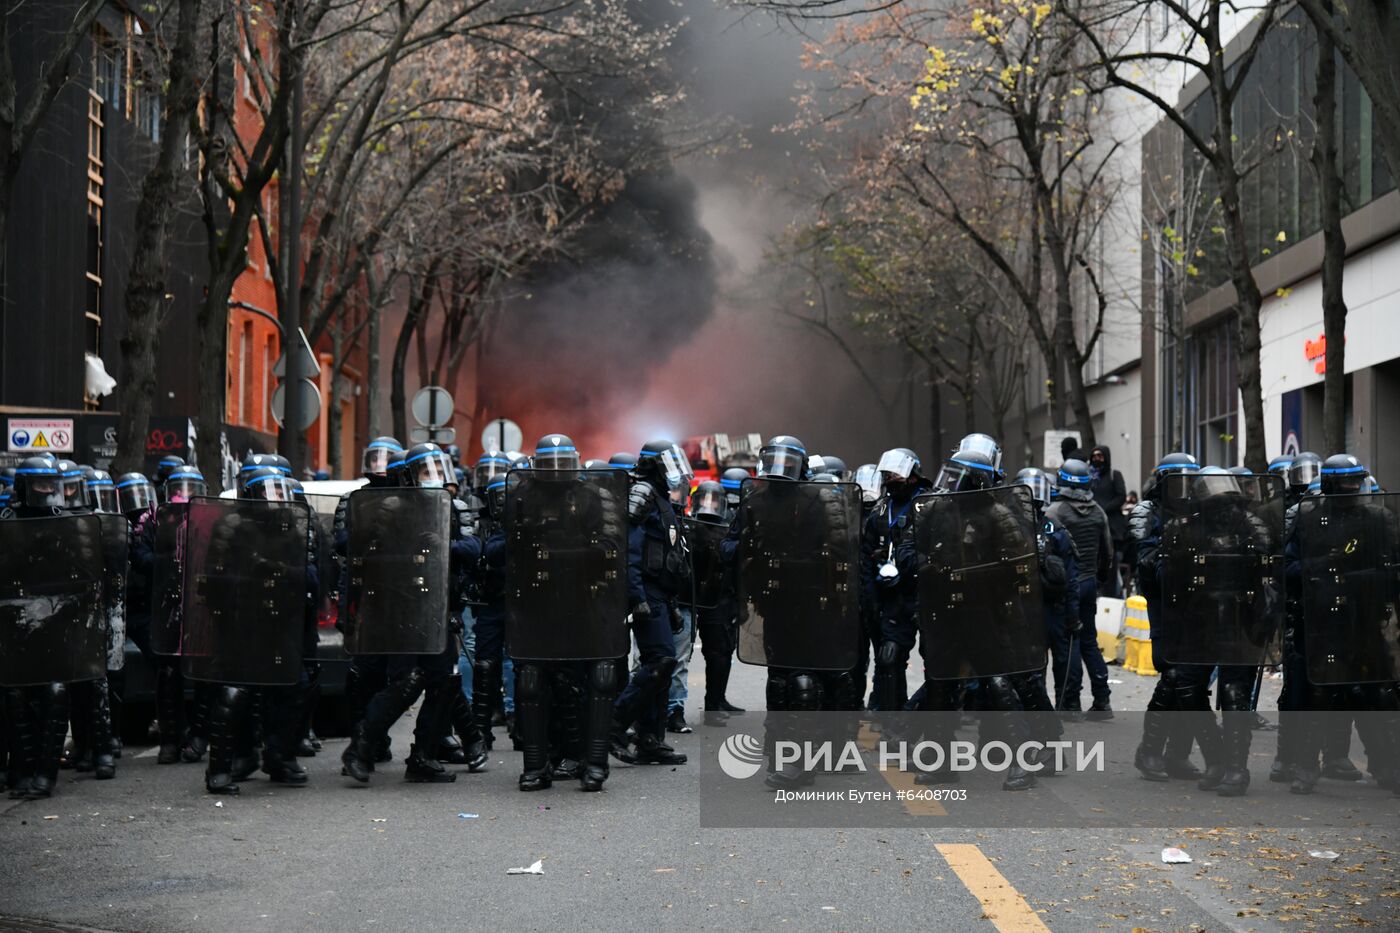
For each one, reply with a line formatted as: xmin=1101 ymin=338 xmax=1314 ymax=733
xmin=876 ymin=641 xmax=908 ymax=668
xmin=589 ymin=659 xmax=623 ymax=694
xmin=766 ymin=674 xmax=789 ymax=709
xmin=1219 ymin=680 xmax=1252 ymax=712
xmin=474 ymin=657 xmax=500 ymax=680
xmin=515 ymin=665 xmax=548 ymax=701
xmin=789 ymin=673 xmax=822 ymax=711
xmin=982 ymin=676 xmax=1019 ymax=711
xmin=654 ymin=656 xmax=679 ymax=682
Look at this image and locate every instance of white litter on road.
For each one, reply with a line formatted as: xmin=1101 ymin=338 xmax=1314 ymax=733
xmin=507 ymin=859 xmax=545 ymax=875
xmin=1161 ymin=847 xmax=1192 ymax=864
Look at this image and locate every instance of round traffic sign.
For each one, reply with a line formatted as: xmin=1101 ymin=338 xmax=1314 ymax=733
xmin=271 ymin=378 xmax=322 ymax=431
xmin=412 ymin=386 xmax=455 ymax=428
xmin=480 ymin=418 xmax=522 ymax=455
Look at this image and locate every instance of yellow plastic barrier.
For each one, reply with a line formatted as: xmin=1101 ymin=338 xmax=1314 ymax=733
xmin=1122 ymin=595 xmax=1157 ymax=676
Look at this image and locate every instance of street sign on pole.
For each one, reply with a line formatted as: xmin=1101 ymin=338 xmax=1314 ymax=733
xmin=270 ymin=378 xmax=321 ymax=431
xmin=410 ymin=427 xmax=456 ymax=445
xmin=412 ymin=386 xmax=454 ymax=428
xmin=480 ymin=418 xmax=522 ymax=455
xmin=272 ymin=327 xmax=321 ymax=380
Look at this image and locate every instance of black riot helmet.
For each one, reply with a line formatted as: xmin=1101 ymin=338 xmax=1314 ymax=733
xmin=758 ymin=435 xmax=808 ymax=482
xmin=533 ymin=433 xmax=581 ymax=471
xmin=0 ymin=466 xmax=13 ymax=508
xmin=164 ymin=467 xmax=207 ymax=502
xmin=853 ymin=463 xmax=882 ymax=504
xmin=444 ymin=443 xmax=462 ymax=468
xmin=1144 ymin=451 xmax=1199 ymax=501
xmin=583 ymin=459 xmax=609 ymax=470
xmin=362 ymin=437 xmax=404 ymax=479
xmin=485 ymin=476 xmax=507 ymax=520
xmin=84 ymin=467 xmax=119 ymax=513
xmin=1267 ymin=455 xmax=1292 ymax=478
xmin=154 ymin=455 xmax=185 ymax=486
xmin=956 ymin=433 xmax=1003 ymax=475
xmin=1226 ymin=466 xmax=1252 ymax=476
xmin=115 ymin=472 xmax=157 ymax=515
xmin=932 ymin=447 xmax=995 ymax=493
xmin=690 ymin=480 xmax=729 ymax=523
xmin=638 ymin=438 xmax=695 ymax=491
xmin=720 ymin=467 xmax=749 ymax=508
xmin=240 ymin=466 xmax=297 ymax=501
xmin=386 ymin=449 xmax=408 ymax=487
xmin=1287 ymin=451 xmax=1323 ymax=494
xmin=12 ymin=456 xmax=64 ymax=510
xmin=1055 ymin=458 xmax=1094 ymax=501
xmin=876 ymin=448 xmax=921 ymax=483
xmin=1320 ymin=453 xmax=1369 ymax=496
xmin=1194 ymin=465 xmax=1244 ymax=498
xmin=608 ymin=451 xmax=638 ymax=471
xmin=405 ymin=443 xmax=455 ymax=489
xmin=238 ymin=452 xmax=287 ymax=485
xmin=1014 ymin=467 xmax=1052 ymax=509
xmin=817 ymin=455 xmax=849 ymax=481
xmin=56 ymin=459 xmax=89 ymax=510
xmin=473 ymin=452 xmax=512 ymax=492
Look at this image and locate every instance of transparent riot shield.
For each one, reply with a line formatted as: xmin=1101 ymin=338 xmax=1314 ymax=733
xmin=98 ymin=513 xmax=130 ymax=671
xmin=150 ymin=502 xmax=188 ymax=655
xmin=344 ymin=488 xmax=452 ymax=655
xmin=180 ymin=498 xmax=310 ymax=685
xmin=1297 ymin=493 xmax=1400 ymax=685
xmin=504 ymin=469 xmax=629 ymax=661
xmin=683 ymin=517 xmax=729 ymax=610
xmin=0 ymin=514 xmax=107 ymax=686
xmin=1156 ymin=472 xmax=1284 ymax=666
xmin=736 ymin=479 xmax=862 ymax=671
xmin=914 ymin=485 xmax=1046 ymax=679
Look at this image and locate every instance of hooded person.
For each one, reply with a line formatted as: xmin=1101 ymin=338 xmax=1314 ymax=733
xmin=1088 ymin=446 xmax=1127 ymax=589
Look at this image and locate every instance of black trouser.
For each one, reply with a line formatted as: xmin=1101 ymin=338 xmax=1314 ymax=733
xmin=696 ymin=601 xmax=738 ymax=710
xmin=517 ymin=659 xmax=622 ymax=781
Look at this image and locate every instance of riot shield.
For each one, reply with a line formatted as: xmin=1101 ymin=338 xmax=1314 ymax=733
xmin=504 ymin=469 xmax=629 ymax=661
xmin=98 ymin=513 xmax=130 ymax=671
xmin=180 ymin=498 xmax=310 ymax=685
xmin=344 ymin=488 xmax=452 ymax=655
xmin=1298 ymin=493 xmax=1400 ymax=685
xmin=1156 ymin=473 xmax=1284 ymax=666
xmin=150 ymin=503 xmax=188 ymax=655
xmin=735 ymin=479 xmax=861 ymax=671
xmin=683 ymin=517 xmax=729 ymax=610
xmin=0 ymin=514 xmax=107 ymax=686
xmin=914 ymin=486 xmax=1045 ymax=679
xmin=298 ymin=493 xmax=341 ymax=630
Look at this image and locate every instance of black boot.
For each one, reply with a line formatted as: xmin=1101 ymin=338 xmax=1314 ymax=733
xmin=580 ymin=660 xmax=621 ymax=792
xmin=449 ymin=688 xmax=487 ymax=772
xmin=294 ymin=666 xmax=321 ymax=757
xmin=437 ymin=733 xmax=468 ymax=765
xmin=471 ymin=658 xmax=500 ymax=755
xmin=516 ymin=665 xmax=552 ymax=791
xmin=261 ymin=687 xmax=308 ymax=786
xmin=6 ymin=688 xmax=38 ymax=799
xmin=1134 ymin=680 xmax=1174 ymax=782
xmin=155 ymin=663 xmax=185 ymax=764
xmin=206 ymin=686 xmax=248 ymax=795
xmin=405 ymin=743 xmax=457 ymax=783
xmin=91 ymin=678 xmax=117 ymax=780
xmin=1216 ymin=683 xmax=1253 ymax=797
xmin=407 ymin=680 xmax=457 ymax=784
xmin=340 ymin=724 xmax=373 ymax=784
xmin=29 ymin=683 xmax=69 ymax=799
xmin=182 ymin=682 xmax=211 ymax=763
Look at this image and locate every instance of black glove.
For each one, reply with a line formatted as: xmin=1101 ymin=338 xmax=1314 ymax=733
xmin=669 ymin=605 xmax=685 ymax=635
xmin=1066 ymin=611 xmax=1083 ymax=635
xmin=630 ymin=600 xmax=652 ymax=624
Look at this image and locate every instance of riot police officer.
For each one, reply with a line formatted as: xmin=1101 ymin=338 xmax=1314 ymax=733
xmin=612 ymin=438 xmax=692 ymax=766
xmin=1130 ymin=453 xmax=1225 ymax=785
xmin=865 ymin=447 xmax=931 ymax=713
xmin=685 ymin=480 xmax=744 ymax=724
xmin=341 ymin=443 xmax=478 ymax=785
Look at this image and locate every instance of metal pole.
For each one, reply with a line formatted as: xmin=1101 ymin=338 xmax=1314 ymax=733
xmin=281 ymin=18 xmax=306 ymax=474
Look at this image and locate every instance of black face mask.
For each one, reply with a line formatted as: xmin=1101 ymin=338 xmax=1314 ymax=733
xmin=888 ymin=479 xmax=915 ymax=503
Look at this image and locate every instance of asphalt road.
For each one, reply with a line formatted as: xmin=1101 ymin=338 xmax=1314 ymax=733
xmin=2 ymin=659 xmax=1396 ymax=933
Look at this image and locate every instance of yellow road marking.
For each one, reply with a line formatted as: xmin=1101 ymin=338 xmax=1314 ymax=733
xmin=857 ymin=723 xmax=947 ymax=816
xmin=937 ymin=844 xmax=1051 ymax=932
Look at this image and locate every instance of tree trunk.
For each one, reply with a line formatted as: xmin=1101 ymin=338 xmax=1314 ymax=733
xmin=327 ymin=325 xmax=346 ymax=478
xmin=113 ymin=0 xmax=203 ymax=475
xmin=194 ymin=269 xmax=237 ymax=493
xmin=926 ymin=362 xmax=942 ymax=465
xmin=391 ymin=299 xmax=422 ymax=443
xmin=1310 ymin=11 xmax=1349 ymax=455
xmin=367 ymin=297 xmax=382 ymax=438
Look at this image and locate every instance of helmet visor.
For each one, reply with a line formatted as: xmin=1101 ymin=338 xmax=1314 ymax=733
xmin=959 ymin=433 xmax=1002 ymax=470
xmin=1016 ymin=473 xmax=1051 ymax=506
xmin=649 ymin=444 xmax=695 ymax=491
xmin=932 ymin=461 xmax=988 ymax=493
xmin=166 ymin=476 xmax=207 ymax=501
xmin=758 ymin=446 xmax=804 ymax=482
xmin=853 ymin=464 xmax=883 ymax=503
xmin=1193 ymin=473 xmax=1242 ymax=498
xmin=22 ymin=473 xmax=63 ymax=509
xmin=362 ymin=443 xmax=401 ymax=477
xmin=409 ymin=451 xmax=455 ymax=489
xmin=1289 ymin=459 xmax=1321 ymax=488
xmin=534 ymin=444 xmax=580 ymax=471
xmin=875 ymin=449 xmax=918 ymax=481
xmin=61 ymin=474 xmax=88 ymax=508
xmin=690 ymin=487 xmax=728 ymax=520
xmin=117 ymin=479 xmax=156 ymax=513
xmin=245 ymin=475 xmax=297 ymax=501
xmin=92 ymin=484 xmax=119 ymax=513
xmin=473 ymin=457 xmax=510 ymax=491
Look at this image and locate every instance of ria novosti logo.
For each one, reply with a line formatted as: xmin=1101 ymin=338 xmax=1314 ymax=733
xmin=717 ymin=733 xmax=764 ymax=779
